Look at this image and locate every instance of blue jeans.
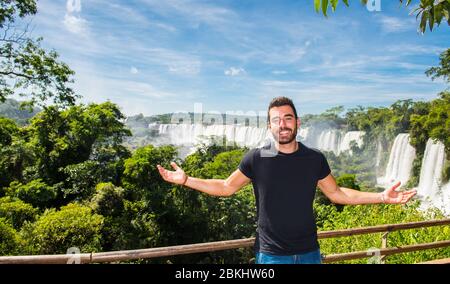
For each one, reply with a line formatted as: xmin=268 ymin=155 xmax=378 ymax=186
xmin=256 ymin=249 xmax=323 ymax=264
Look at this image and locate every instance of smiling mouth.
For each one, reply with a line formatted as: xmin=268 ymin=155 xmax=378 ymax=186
xmin=279 ymin=130 xmax=291 ymax=135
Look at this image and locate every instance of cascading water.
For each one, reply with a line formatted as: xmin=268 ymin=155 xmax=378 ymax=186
xmin=297 ymin=128 xmax=309 ymax=142
xmin=156 ymin=123 xmax=273 ymax=157
xmin=316 ymin=129 xmax=341 ymax=154
xmin=416 ymin=139 xmax=449 ymax=215
xmin=153 ymin=123 xmax=365 ymax=158
xmin=377 ymin=134 xmax=416 ymax=188
xmin=308 ymin=129 xmax=364 ymax=155
xmin=375 ymin=139 xmax=382 ymax=169
xmin=338 ymin=131 xmax=364 ymax=154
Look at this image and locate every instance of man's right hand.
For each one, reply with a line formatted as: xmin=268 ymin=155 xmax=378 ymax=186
xmin=156 ymin=162 xmax=188 ymax=185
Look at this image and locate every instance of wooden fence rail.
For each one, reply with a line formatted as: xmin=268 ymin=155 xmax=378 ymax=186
xmin=1 ymin=219 xmax=449 ymax=264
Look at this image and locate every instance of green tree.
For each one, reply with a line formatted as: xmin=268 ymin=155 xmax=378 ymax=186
xmin=0 ymin=116 xmax=18 ymax=145
xmin=200 ymin=149 xmax=246 ymax=179
xmin=0 ymin=217 xmax=22 ymax=255
xmin=122 ymin=144 xmax=184 ymax=249
xmin=314 ymin=0 xmax=450 ymax=33
xmin=27 ymin=102 xmax=131 ymax=189
xmin=114 ymin=199 xmax=159 ymax=251
xmin=0 ymin=196 xmax=37 ymax=229
xmin=322 ymin=106 xmax=346 ymax=125
xmin=426 ymin=48 xmax=450 ymax=83
xmin=89 ymin=183 xmax=160 ymax=252
xmin=183 ymin=138 xmax=241 ymax=178
xmin=5 ymin=179 xmax=57 ymax=208
xmin=410 ymin=91 xmax=450 ymax=156
xmin=390 ymin=99 xmax=415 ymax=133
xmin=90 ymin=182 xmax=125 ymax=217
xmin=408 ymin=48 xmax=450 ymax=186
xmin=21 ymin=203 xmax=104 ymax=254
xmin=177 ymin=147 xmax=256 ymax=264
xmin=0 ymin=135 xmax=35 ymax=190
xmin=0 ymin=0 xmax=78 ymax=107
xmin=0 ymin=0 xmax=37 ymax=27
xmin=122 ymin=144 xmax=178 ymax=202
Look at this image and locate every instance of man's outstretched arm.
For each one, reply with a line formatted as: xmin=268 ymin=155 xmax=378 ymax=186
xmin=157 ymin=162 xmax=251 ymax=197
xmin=317 ymin=174 xmax=417 ymax=205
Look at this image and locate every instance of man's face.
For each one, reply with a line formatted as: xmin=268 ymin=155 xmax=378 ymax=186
xmin=268 ymin=105 xmax=300 ymax=144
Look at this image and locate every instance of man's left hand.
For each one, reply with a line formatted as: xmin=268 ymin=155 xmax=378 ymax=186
xmin=382 ymin=181 xmax=417 ymax=204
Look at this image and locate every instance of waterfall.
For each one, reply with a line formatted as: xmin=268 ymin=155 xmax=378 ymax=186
xmin=152 ymin=123 xmax=366 ymax=158
xmin=416 ymin=139 xmax=449 ymax=215
xmin=308 ymin=129 xmax=364 ymax=155
xmin=375 ymin=139 xmax=382 ymax=168
xmin=157 ymin=123 xmax=272 ymax=149
xmin=297 ymin=127 xmax=309 ymax=142
xmin=377 ymin=134 xmax=416 ymax=188
xmin=338 ymin=131 xmax=364 ymax=154
xmin=316 ymin=129 xmax=340 ymax=154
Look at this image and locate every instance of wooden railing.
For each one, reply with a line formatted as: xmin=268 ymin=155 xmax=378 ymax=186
xmin=1 ymin=219 xmax=449 ymax=264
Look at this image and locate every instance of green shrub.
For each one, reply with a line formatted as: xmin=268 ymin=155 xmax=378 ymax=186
xmin=0 ymin=117 xmax=19 ymax=146
xmin=6 ymin=179 xmax=57 ymax=208
xmin=0 ymin=217 xmax=22 ymax=255
xmin=90 ymin=182 xmax=125 ymax=217
xmin=0 ymin=196 xmax=38 ymax=229
xmin=21 ymin=203 xmax=104 ymax=254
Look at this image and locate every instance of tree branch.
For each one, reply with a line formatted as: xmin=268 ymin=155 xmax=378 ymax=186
xmin=0 ymin=70 xmax=35 ymax=80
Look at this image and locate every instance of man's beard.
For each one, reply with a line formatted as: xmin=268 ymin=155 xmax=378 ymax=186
xmin=271 ymin=126 xmax=298 ymax=145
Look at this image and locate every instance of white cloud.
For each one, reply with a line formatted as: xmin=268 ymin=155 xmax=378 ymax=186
xmin=257 ymin=40 xmax=311 ymax=65
xmin=377 ymin=15 xmax=413 ymax=33
xmin=63 ymin=14 xmax=89 ymax=35
xmin=272 ymin=70 xmax=287 ymax=75
xmin=130 ymin=67 xmax=139 ymax=74
xmin=168 ymin=64 xmax=200 ymax=75
xmin=123 ymin=82 xmax=175 ymax=99
xmin=224 ymin=67 xmax=246 ymax=76
xmin=137 ymin=48 xmax=201 ymax=76
xmin=65 ymin=60 xmax=205 ymax=115
xmin=141 ymin=0 xmax=237 ymax=27
xmin=386 ymin=44 xmax=445 ymax=56
xmin=260 ymin=79 xmax=437 ymax=107
xmin=74 ymin=66 xmax=178 ymax=103
xmin=154 ymin=22 xmax=177 ymax=32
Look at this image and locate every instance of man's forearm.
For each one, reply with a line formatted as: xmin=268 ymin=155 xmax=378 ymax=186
xmin=184 ymin=176 xmax=232 ymax=197
xmin=335 ymin=187 xmax=383 ymax=205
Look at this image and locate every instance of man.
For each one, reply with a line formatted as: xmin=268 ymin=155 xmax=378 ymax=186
xmin=156 ymin=96 xmax=417 ymax=264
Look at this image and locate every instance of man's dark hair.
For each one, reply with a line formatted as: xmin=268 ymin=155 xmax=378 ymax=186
xmin=267 ymin=96 xmax=298 ymax=124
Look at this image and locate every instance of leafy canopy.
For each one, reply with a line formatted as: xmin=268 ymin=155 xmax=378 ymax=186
xmin=314 ymin=0 xmax=450 ymax=33
xmin=0 ymin=0 xmax=78 ymax=107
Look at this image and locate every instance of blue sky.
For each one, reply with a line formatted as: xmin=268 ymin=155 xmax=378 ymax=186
xmin=28 ymin=0 xmax=449 ymax=117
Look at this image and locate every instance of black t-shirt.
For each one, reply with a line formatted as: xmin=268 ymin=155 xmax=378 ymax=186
xmin=239 ymin=141 xmax=331 ymax=255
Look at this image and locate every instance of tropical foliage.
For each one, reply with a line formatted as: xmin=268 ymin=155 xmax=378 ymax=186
xmin=314 ymin=0 xmax=450 ymax=33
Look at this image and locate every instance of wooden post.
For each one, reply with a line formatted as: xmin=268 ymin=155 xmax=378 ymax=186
xmin=380 ymin=232 xmax=389 ymax=264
